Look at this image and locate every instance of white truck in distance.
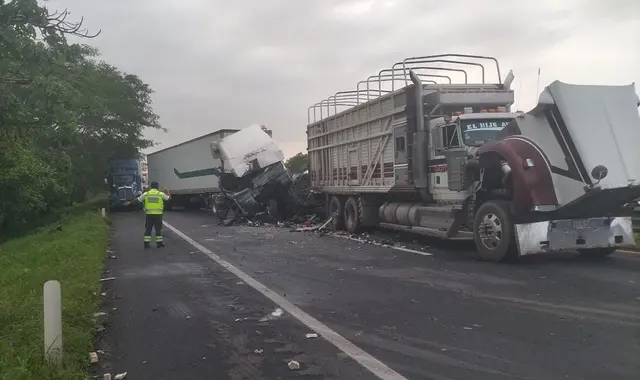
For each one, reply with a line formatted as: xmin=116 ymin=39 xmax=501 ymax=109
xmin=306 ymin=53 xmax=640 ymax=262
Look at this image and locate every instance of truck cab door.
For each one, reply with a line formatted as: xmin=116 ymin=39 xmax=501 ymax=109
xmin=439 ymin=123 xmax=467 ymax=192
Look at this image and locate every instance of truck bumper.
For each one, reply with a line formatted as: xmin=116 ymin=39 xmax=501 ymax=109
xmin=515 ymin=217 xmax=635 ymax=256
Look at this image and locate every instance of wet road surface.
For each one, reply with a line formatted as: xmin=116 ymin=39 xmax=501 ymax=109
xmin=98 ymin=210 xmax=640 ymax=380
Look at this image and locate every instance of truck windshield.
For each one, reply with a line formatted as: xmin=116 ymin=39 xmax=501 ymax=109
xmin=114 ymin=174 xmax=134 ymax=184
xmin=460 ymin=119 xmax=514 ymax=146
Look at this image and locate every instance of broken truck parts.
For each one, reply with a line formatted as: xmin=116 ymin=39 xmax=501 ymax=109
xmin=209 ymin=124 xmax=304 ymax=224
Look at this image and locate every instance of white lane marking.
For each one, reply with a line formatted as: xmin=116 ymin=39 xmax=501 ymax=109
xmin=616 ymin=249 xmax=640 ymax=256
xmin=163 ymin=221 xmax=408 ymax=380
xmin=332 ymin=234 xmax=433 ymax=257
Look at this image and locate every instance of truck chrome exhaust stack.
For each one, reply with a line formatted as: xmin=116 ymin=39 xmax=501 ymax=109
xmin=409 ymin=70 xmax=430 ymax=202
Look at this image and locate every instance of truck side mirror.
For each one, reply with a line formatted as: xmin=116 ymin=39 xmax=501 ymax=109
xmin=591 ymin=165 xmax=608 ymax=182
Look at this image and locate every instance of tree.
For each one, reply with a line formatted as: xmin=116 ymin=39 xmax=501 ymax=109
xmin=285 ymin=152 xmax=308 ymax=175
xmin=0 ymin=1 xmax=162 ymax=235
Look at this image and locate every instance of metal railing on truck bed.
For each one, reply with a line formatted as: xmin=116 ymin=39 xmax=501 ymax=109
xmin=307 ymin=53 xmax=510 ymax=124
xmin=306 ymin=53 xmax=513 ymax=191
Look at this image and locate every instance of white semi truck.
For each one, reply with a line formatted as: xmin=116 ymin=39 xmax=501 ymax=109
xmin=307 ymin=53 xmax=640 ymax=262
xmin=146 ymin=129 xmax=239 ymax=209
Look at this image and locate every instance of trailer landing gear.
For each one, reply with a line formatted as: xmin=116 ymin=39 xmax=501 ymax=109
xmin=473 ymin=200 xmax=517 ymax=262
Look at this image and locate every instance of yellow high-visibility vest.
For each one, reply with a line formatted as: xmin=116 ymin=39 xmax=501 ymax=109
xmin=143 ymin=189 xmax=165 ymax=215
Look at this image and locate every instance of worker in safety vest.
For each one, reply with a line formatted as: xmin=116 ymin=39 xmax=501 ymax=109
xmin=125 ymin=181 xmax=171 ymax=248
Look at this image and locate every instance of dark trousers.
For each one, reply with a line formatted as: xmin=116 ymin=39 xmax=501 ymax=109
xmin=144 ymin=214 xmax=164 ymax=244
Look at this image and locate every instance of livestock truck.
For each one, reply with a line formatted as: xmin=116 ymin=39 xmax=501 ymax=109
xmin=107 ymin=158 xmax=144 ymax=211
xmin=146 ymin=129 xmax=239 ymax=210
xmin=307 ymin=53 xmax=640 ymax=262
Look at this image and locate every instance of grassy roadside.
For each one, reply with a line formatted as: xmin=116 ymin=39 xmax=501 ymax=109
xmin=628 ymin=233 xmax=640 ymax=252
xmin=0 ymin=199 xmax=110 ymax=380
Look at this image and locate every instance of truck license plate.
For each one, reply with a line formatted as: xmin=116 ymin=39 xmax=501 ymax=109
xmin=572 ymin=220 xmax=589 ymax=229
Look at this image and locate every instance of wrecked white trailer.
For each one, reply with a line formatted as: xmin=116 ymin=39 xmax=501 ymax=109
xmin=146 ymin=129 xmax=239 ymax=209
xmin=210 ymin=125 xmax=295 ymax=223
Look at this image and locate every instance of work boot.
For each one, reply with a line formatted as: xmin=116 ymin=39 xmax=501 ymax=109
xmin=144 ymin=242 xmax=151 ymax=249
xmin=157 ymin=242 xmax=165 ymax=248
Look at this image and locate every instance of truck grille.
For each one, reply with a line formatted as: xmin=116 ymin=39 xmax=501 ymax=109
xmin=117 ymin=188 xmax=135 ymax=201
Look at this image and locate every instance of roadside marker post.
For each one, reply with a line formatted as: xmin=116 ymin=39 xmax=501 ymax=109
xmin=43 ymin=280 xmax=63 ymax=366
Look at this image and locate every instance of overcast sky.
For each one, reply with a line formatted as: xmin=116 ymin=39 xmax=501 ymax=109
xmin=45 ymin=0 xmax=639 ymax=158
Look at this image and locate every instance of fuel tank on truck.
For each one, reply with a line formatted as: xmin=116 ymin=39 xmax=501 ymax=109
xmin=500 ymin=81 xmax=640 ymax=210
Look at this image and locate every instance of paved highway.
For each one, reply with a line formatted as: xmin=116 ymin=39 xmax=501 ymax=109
xmin=97 ymin=210 xmax=640 ymax=380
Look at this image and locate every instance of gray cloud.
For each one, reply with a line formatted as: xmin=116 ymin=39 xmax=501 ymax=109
xmin=46 ymin=0 xmax=639 ymax=157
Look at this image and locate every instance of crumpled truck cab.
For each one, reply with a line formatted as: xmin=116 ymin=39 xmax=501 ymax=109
xmin=210 ymin=124 xmax=294 ymax=219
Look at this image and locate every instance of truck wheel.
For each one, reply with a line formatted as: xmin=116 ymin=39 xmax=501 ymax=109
xmin=578 ymin=247 xmax=615 ymax=258
xmin=329 ymin=196 xmax=345 ymax=230
xmin=344 ymin=196 xmax=362 ymax=234
xmin=473 ymin=200 xmax=517 ymax=262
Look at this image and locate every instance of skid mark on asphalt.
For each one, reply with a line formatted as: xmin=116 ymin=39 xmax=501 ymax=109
xmin=164 ymin=221 xmax=410 ymax=380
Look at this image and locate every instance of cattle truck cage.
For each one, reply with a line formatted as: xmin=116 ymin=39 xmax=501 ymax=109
xmin=306 ymin=53 xmax=515 ymax=196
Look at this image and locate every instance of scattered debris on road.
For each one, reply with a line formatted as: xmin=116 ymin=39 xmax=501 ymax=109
xmin=90 ymin=351 xmax=99 ymax=363
xmin=288 ymin=360 xmax=301 ymax=370
xmin=259 ymin=308 xmax=284 ymax=322
xmin=305 ymin=333 xmax=318 ymax=339
xmin=100 ymin=277 xmax=116 ymax=282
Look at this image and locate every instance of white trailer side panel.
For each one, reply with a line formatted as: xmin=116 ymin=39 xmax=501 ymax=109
xmin=307 ymin=88 xmax=408 ymax=194
xmin=147 ymin=131 xmax=236 ymax=194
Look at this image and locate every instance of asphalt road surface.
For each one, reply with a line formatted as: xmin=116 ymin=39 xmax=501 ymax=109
xmin=97 ymin=210 xmax=640 ymax=380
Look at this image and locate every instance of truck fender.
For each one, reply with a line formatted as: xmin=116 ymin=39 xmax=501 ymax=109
xmin=477 ymin=137 xmax=558 ymax=212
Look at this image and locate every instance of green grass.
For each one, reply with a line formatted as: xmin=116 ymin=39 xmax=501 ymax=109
xmin=0 ymin=202 xmax=109 ymax=380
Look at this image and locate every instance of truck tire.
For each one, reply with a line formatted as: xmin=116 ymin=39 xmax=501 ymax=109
xmin=578 ymin=247 xmax=615 ymax=258
xmin=329 ymin=196 xmax=345 ymax=230
xmin=473 ymin=200 xmax=517 ymax=262
xmin=344 ymin=196 xmax=362 ymax=234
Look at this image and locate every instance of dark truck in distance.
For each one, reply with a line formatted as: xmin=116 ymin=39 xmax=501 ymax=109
xmin=106 ymin=158 xmax=144 ymax=211
xmin=306 ymin=53 xmax=640 ymax=262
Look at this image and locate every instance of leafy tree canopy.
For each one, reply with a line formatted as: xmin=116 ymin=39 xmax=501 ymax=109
xmin=0 ymin=1 xmax=163 ymax=235
xmin=285 ymin=152 xmax=308 ymax=175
